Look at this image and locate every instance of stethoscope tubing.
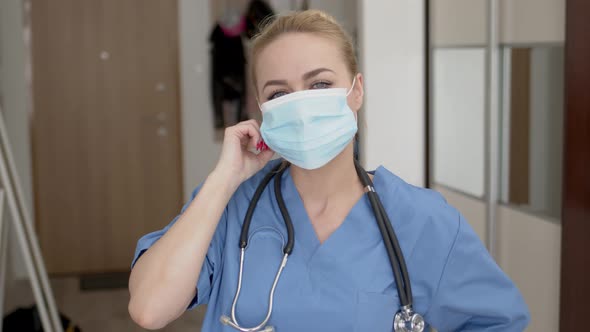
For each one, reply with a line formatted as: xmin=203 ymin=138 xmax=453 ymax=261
xmin=225 ymin=163 xmax=292 ymax=332
xmin=273 ymin=167 xmax=295 ymax=255
xmin=376 ymin=191 xmax=413 ymax=304
xmin=239 ymin=163 xmax=295 ymax=255
xmin=225 ymin=160 xmax=417 ymax=331
xmin=353 ymin=160 xmax=412 ymax=307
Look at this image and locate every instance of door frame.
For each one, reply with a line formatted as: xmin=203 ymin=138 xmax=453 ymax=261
xmin=559 ymin=0 xmax=590 ymax=330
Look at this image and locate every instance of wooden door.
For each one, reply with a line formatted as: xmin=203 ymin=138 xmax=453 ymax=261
xmin=30 ymin=0 xmax=183 ymax=274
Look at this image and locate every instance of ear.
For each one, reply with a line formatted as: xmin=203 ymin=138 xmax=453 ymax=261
xmin=347 ymin=73 xmax=364 ymax=113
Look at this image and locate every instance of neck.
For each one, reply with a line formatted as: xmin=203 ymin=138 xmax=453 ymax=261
xmin=290 ymin=143 xmax=361 ymax=202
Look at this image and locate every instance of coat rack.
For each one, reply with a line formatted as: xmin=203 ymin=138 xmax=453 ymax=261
xmin=0 ymin=107 xmax=62 ymax=332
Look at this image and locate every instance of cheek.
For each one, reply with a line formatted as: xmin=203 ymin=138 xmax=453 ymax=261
xmin=346 ymin=96 xmax=358 ymax=120
xmin=347 ymin=94 xmax=359 ymax=112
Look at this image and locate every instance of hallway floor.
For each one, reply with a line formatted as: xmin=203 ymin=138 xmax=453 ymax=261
xmin=3 ymin=277 xmax=206 ymax=331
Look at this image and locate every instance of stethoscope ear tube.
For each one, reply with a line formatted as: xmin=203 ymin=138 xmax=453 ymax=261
xmin=375 ymin=194 xmax=413 ymax=305
xmin=353 ymin=160 xmax=412 ymax=307
xmin=225 ymin=163 xmax=294 ymax=332
xmin=273 ymin=167 xmax=295 ymax=255
xmin=368 ymin=188 xmax=410 ymax=307
xmin=239 ymin=162 xmax=284 ymax=249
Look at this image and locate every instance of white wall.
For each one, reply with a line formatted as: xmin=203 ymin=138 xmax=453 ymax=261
xmin=178 ymin=0 xmax=222 ymax=200
xmin=358 ymin=0 xmax=425 ymax=187
xmin=0 ymin=0 xmax=34 ymax=279
xmin=309 ymin=0 xmax=357 ymax=36
xmin=433 ymin=49 xmax=485 ymax=197
xmin=0 ymin=0 xmax=32 ymax=208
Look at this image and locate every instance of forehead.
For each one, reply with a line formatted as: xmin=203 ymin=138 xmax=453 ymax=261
xmin=255 ymin=33 xmax=348 ymax=84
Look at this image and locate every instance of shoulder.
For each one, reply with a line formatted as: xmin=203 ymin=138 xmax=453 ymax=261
xmin=375 ymin=166 xmax=491 ymax=305
xmin=380 ymin=168 xmax=449 ymax=208
xmin=375 ymin=166 xmax=459 ymax=223
xmin=374 ymin=166 xmax=462 ymax=253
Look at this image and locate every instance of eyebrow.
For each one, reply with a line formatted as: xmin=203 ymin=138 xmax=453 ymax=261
xmin=262 ymin=67 xmax=335 ymax=91
xmin=302 ymin=67 xmax=334 ymax=80
xmin=262 ymin=79 xmax=288 ymax=90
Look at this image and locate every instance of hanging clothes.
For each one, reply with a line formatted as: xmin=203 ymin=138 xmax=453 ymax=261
xmin=209 ymin=20 xmax=248 ymax=129
xmin=209 ymin=1 xmax=275 ymax=130
xmin=245 ymin=0 xmax=275 ymax=39
xmin=243 ymin=0 xmax=276 ymax=121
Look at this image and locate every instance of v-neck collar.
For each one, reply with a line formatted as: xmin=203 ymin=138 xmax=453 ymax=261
xmin=279 ymin=166 xmax=388 ymax=264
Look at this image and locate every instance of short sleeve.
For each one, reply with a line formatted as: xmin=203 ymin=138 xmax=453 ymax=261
xmin=425 ymin=214 xmax=530 ymax=332
xmin=130 ymin=184 xmax=228 ymax=309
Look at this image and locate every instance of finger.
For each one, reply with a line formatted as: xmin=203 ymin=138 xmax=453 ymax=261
xmin=244 ymin=119 xmax=261 ymax=130
xmin=231 ymin=121 xmax=260 ymax=139
xmin=256 ymin=148 xmax=275 ymax=165
xmin=232 ymin=122 xmax=261 ymax=149
xmin=241 ymin=121 xmax=262 ymax=149
xmin=243 ymin=122 xmax=263 ymax=150
xmin=234 ymin=119 xmax=260 ymax=133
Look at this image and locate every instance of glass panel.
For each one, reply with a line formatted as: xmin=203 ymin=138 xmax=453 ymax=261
xmin=432 ymin=48 xmax=486 ymax=197
xmin=429 ymin=0 xmax=488 ymax=197
xmin=499 ymin=46 xmax=564 ymax=219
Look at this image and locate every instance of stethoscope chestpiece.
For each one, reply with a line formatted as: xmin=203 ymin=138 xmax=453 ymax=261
xmin=393 ymin=305 xmax=425 ymax=332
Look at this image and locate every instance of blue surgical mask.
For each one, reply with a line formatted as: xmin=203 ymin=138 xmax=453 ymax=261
xmin=260 ymin=79 xmax=357 ymax=170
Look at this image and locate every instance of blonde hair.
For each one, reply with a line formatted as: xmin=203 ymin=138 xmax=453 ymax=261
xmin=250 ymin=10 xmax=358 ymax=89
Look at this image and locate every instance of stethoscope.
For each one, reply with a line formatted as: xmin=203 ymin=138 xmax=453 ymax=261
xmin=220 ymin=160 xmax=425 ymax=332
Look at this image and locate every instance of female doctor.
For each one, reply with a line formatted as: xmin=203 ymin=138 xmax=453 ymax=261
xmin=128 ymin=10 xmax=530 ymax=332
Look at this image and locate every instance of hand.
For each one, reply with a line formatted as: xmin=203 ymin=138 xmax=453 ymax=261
xmin=213 ymin=120 xmax=275 ymax=187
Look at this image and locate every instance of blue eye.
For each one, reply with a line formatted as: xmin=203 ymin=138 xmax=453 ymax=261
xmin=311 ymin=81 xmax=332 ymax=89
xmin=268 ymin=91 xmax=288 ymax=100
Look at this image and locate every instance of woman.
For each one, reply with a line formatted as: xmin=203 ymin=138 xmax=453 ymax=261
xmin=128 ymin=10 xmax=529 ymax=332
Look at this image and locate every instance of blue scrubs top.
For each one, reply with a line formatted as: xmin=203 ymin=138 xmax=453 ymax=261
xmin=132 ymin=160 xmax=530 ymax=332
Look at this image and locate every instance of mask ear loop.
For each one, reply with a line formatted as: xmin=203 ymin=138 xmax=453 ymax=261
xmin=257 ymin=92 xmax=263 ymax=110
xmin=347 ymin=76 xmax=357 ymax=97
xmin=348 ymin=76 xmax=360 ymax=123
